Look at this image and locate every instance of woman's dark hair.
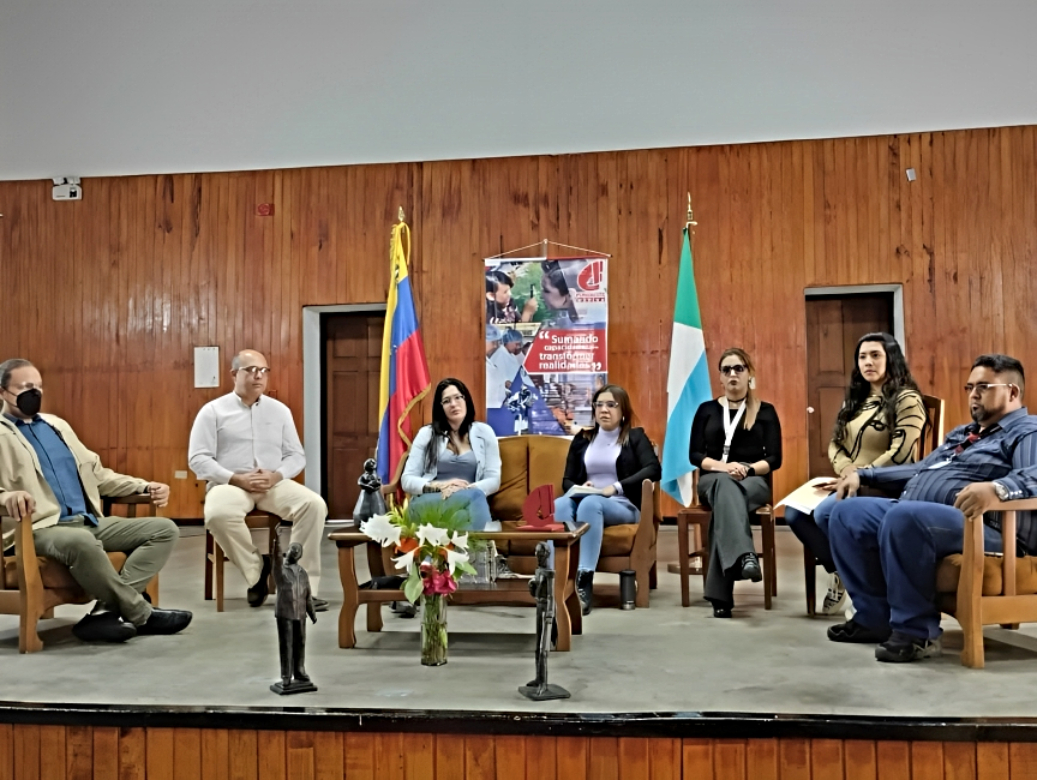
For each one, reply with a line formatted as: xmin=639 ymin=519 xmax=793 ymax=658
xmin=424 ymin=378 xmax=476 ymax=473
xmin=832 ymin=332 xmax=919 ymax=445
xmin=579 ymin=384 xmax=634 ymax=446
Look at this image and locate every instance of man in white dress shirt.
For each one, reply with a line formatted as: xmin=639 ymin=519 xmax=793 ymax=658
xmin=188 ymin=350 xmax=328 ymax=608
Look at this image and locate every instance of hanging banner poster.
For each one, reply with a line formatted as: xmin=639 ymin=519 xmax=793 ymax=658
xmin=484 ymin=256 xmax=608 ymax=436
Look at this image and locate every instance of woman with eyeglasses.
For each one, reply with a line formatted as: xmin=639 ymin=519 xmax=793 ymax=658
xmin=554 ymin=384 xmax=661 ymax=615
xmin=784 ymin=332 xmax=925 ymax=614
xmin=401 ymin=378 xmax=501 ymax=530
xmin=689 ymin=348 xmax=782 ymax=617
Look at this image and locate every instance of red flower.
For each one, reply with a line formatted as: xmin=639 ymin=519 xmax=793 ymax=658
xmin=421 ymin=564 xmax=458 ymax=596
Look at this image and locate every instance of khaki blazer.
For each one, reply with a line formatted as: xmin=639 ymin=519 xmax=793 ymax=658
xmin=0 ymin=414 xmax=147 ymax=546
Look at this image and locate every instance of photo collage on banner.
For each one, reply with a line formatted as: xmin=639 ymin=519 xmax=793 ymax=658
xmin=484 ymin=256 xmax=608 ymax=437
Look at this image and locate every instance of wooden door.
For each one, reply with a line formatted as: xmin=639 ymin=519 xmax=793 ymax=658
xmin=324 ymin=313 xmax=384 ymax=518
xmin=805 ymin=294 xmax=893 ymax=478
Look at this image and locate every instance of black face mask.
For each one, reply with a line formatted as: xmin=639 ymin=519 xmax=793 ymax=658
xmin=12 ymin=388 xmax=42 ymax=417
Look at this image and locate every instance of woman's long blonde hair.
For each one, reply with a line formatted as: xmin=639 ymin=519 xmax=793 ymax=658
xmin=718 ymin=347 xmax=760 ymax=430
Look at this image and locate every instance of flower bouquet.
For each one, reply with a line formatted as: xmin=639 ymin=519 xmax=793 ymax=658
xmin=359 ymin=501 xmax=478 ymax=666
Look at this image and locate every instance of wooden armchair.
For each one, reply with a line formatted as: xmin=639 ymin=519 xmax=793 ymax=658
xmin=0 ymin=496 xmax=160 ymax=653
xmin=593 ymin=479 xmax=662 ymax=608
xmin=676 ymin=470 xmax=776 ymax=609
xmin=937 ymin=498 xmax=1037 ymax=668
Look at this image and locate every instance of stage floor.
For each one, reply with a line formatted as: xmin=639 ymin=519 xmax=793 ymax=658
xmin=3 ymin=524 xmax=1037 ymax=718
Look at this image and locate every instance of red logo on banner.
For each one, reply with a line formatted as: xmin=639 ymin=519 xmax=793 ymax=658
xmin=577 ymin=260 xmax=605 ymax=291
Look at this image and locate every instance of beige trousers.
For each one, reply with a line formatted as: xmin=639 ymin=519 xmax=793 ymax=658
xmin=204 ymin=480 xmax=327 ymax=594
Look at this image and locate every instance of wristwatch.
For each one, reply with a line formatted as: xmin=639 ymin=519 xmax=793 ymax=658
xmin=993 ymin=481 xmax=1010 ymax=501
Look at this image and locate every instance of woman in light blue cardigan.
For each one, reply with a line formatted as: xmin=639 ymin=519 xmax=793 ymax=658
xmin=401 ymin=378 xmax=501 ymax=529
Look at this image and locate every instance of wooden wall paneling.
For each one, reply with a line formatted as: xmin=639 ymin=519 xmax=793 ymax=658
xmin=1008 ymin=743 xmax=1037 ymax=779
xmin=200 ymin=728 xmax=230 ymax=780
xmin=713 ymin=738 xmax=747 ymax=780
xmin=228 ymin=730 xmax=259 ymax=780
xmin=373 ymin=732 xmax=405 ymax=780
xmin=587 ymin=736 xmax=619 ymax=780
xmin=646 ymin=738 xmax=681 ymax=780
xmin=92 ymin=726 xmax=119 ymax=780
xmin=552 ymin=736 xmax=585 ymax=780
xmin=810 ymin=738 xmax=844 ymax=780
xmin=342 ymin=732 xmax=375 ymax=780
xmin=401 ymin=732 xmax=433 ymax=780
xmin=118 ymin=727 xmax=147 ymax=780
xmin=491 ymin=735 xmax=525 ymax=780
xmin=745 ymin=738 xmax=777 ymax=780
xmin=778 ymin=738 xmax=811 ymax=780
xmin=844 ymin=740 xmax=878 ymax=780
xmin=40 ymin=725 xmax=68 ymax=780
xmin=0 ymin=723 xmax=14 ymax=780
xmin=69 ymin=724 xmax=96 ymax=780
xmin=144 ymin=728 xmax=173 ymax=780
xmin=524 ymin=735 xmax=558 ymax=780
xmin=434 ymin=734 xmax=466 ymax=780
xmin=172 ymin=728 xmax=201 ymax=780
xmin=616 ymin=737 xmax=650 ymax=780
xmin=465 ymin=735 xmax=496 ymax=780
xmin=285 ymin=730 xmax=316 ymax=780
xmin=876 ymin=740 xmax=912 ymax=780
xmin=312 ymin=731 xmax=342 ymax=780
xmin=910 ymin=741 xmax=944 ymax=780
xmin=943 ymin=742 xmax=977 ymax=780
xmin=682 ymin=738 xmax=714 ymax=777
xmin=256 ymin=731 xmax=286 ymax=780
xmin=13 ymin=722 xmax=40 ymax=780
xmin=975 ymin=742 xmax=1009 ymax=780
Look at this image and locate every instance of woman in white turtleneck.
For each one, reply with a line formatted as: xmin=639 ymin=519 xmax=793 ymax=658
xmin=553 ymin=384 xmax=661 ymax=615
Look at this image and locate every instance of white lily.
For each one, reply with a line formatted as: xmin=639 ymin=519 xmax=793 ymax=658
xmin=417 ymin=524 xmax=450 ymax=548
xmin=445 ymin=547 xmax=469 ymax=575
xmin=450 ymin=531 xmax=469 ymax=551
xmin=360 ymin=514 xmax=402 ymax=548
xmin=392 ymin=548 xmax=418 ymax=572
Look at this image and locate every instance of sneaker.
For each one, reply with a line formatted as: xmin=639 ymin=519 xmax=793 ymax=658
xmin=822 ymin=573 xmax=848 ymax=615
xmin=247 ymin=554 xmax=273 ymax=607
xmin=875 ymin=631 xmax=942 ymax=663
xmin=739 ymin=552 xmax=762 ymax=583
xmin=827 ymin=618 xmax=892 ymax=644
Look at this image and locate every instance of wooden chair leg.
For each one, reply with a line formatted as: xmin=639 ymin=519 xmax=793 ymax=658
xmin=214 ymin=539 xmax=225 ymax=613
xmin=959 ymin=516 xmax=985 ymax=668
xmin=761 ymin=514 xmax=775 ymax=610
xmin=204 ymin=531 xmax=214 ymax=601
xmin=648 ymin=561 xmax=658 ymax=590
xmin=677 ymin=514 xmax=691 ymax=608
xmin=338 ymin=545 xmax=359 ymax=649
xmin=804 ymin=547 xmax=817 ymax=616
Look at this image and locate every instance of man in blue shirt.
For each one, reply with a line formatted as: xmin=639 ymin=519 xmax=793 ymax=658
xmin=0 ymin=359 xmax=192 ymax=643
xmin=825 ymin=354 xmax=1037 ymax=663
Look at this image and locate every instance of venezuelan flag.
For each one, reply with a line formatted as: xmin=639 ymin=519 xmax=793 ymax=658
xmin=376 ymin=221 xmax=431 ymax=484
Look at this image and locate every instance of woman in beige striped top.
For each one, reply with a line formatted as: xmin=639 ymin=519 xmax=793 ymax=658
xmin=786 ymin=333 xmax=926 ymax=614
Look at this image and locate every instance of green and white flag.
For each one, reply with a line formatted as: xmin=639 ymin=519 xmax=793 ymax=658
xmin=662 ymin=227 xmax=713 ymax=506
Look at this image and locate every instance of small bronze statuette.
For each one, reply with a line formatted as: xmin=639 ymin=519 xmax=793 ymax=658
xmin=519 ymin=542 xmax=570 ymax=701
xmin=270 ymin=539 xmax=318 ymax=695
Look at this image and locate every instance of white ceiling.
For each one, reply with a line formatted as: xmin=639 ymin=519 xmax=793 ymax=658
xmin=2 ymin=0 xmax=1035 ymax=180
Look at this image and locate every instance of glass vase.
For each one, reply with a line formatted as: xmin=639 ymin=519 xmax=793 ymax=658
xmin=420 ymin=593 xmax=448 ymax=666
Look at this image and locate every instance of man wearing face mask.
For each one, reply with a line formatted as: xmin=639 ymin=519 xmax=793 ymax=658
xmin=826 ymin=354 xmax=1037 ymax=663
xmin=0 ymin=359 xmax=192 ymax=643
xmin=188 ymin=349 xmax=328 ymax=610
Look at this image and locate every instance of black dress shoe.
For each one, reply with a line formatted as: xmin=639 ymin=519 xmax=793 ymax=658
xmin=875 ymin=631 xmax=942 ymax=663
xmin=709 ymin=599 xmax=733 ymax=618
xmin=136 ymin=608 xmax=193 ymax=636
xmin=247 ymin=554 xmax=273 ymax=607
xmin=827 ymin=618 xmax=892 ymax=644
xmin=312 ymin=597 xmax=329 ymax=613
xmin=72 ymin=612 xmax=137 ymax=643
xmin=739 ymin=553 xmax=763 ymax=583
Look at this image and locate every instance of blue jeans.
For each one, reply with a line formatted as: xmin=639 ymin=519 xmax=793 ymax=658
xmin=407 ymin=488 xmax=492 ymax=531
xmin=553 ymin=492 xmax=639 ymax=572
xmin=828 ymin=498 xmax=1003 ymax=640
xmin=784 ymin=492 xmax=838 ymax=572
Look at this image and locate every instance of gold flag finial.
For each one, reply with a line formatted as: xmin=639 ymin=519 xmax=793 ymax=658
xmin=398 ymin=206 xmax=406 ymax=223
xmin=686 ymin=193 xmax=697 ymax=229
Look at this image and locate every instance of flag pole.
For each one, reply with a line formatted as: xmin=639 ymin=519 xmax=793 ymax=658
xmin=686 ymin=193 xmax=697 ymax=231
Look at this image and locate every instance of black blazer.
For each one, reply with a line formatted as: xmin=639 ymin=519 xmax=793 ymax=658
xmin=561 ymin=427 xmax=661 ymax=512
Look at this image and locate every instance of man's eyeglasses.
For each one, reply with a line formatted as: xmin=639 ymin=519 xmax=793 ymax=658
xmin=239 ymin=366 xmax=272 ymax=377
xmin=964 ymin=383 xmax=1013 ymax=394
xmin=593 ymin=401 xmax=620 ymax=410
xmin=721 ymin=364 xmax=747 ymax=376
xmin=441 ymin=394 xmax=465 ymax=406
